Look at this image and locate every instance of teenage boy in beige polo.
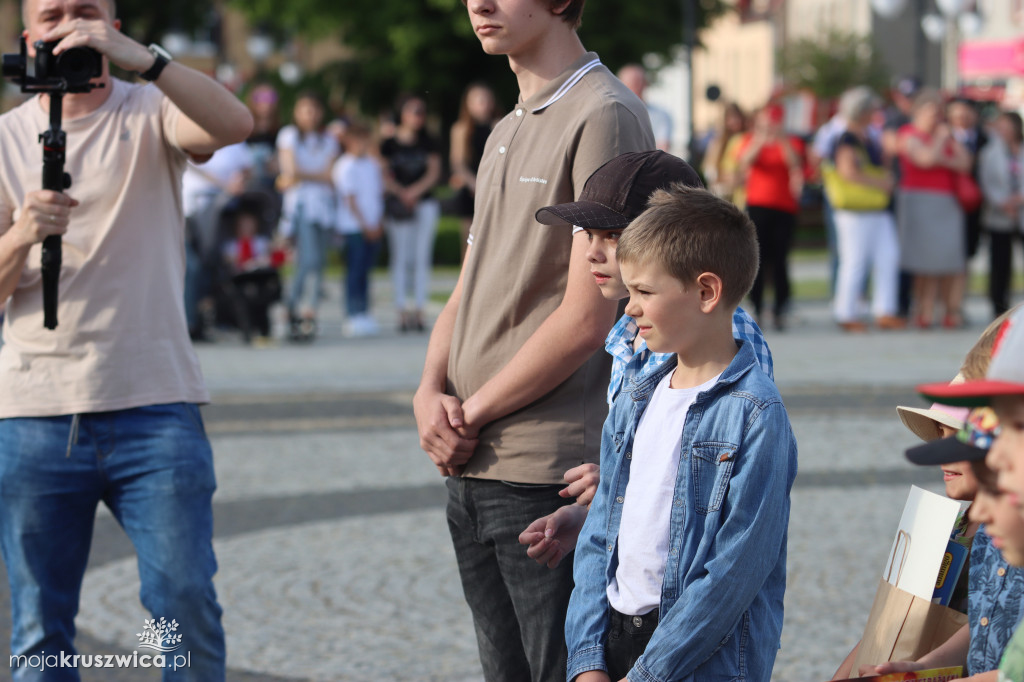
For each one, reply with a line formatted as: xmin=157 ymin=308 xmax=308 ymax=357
xmin=412 ymin=0 xmax=654 ymax=679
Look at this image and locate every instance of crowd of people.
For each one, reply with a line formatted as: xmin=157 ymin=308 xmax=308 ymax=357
xmin=700 ymin=79 xmax=1023 ymax=334
xmin=179 ymin=79 xmax=503 ymax=345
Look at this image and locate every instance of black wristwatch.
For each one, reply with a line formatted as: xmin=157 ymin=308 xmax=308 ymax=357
xmin=138 ymin=43 xmax=172 ymax=82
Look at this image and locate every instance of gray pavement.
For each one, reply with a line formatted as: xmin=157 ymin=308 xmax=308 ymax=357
xmin=1 ymin=260 xmax=1019 ymax=681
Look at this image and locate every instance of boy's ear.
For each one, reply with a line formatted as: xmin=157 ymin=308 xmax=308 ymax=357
xmin=549 ymin=0 xmax=573 ymax=17
xmin=696 ymin=272 xmax=724 ymax=313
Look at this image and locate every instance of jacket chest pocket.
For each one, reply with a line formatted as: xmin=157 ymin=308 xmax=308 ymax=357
xmin=690 ymin=443 xmax=737 ymax=515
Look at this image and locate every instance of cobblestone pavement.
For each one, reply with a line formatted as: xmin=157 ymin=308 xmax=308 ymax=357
xmin=0 ymin=267 xmax=1013 ymax=681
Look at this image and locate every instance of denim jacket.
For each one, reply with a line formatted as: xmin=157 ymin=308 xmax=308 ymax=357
xmin=566 ymin=341 xmax=798 ymax=682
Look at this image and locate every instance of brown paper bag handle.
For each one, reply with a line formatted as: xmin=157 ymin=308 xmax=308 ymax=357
xmin=885 ymin=530 xmax=910 ymax=583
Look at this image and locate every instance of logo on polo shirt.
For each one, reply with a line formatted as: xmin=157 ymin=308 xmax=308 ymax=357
xmin=519 ymin=176 xmax=548 ymax=185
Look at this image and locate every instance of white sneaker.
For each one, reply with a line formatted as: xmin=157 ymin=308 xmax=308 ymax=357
xmin=345 ymin=314 xmax=379 ymax=337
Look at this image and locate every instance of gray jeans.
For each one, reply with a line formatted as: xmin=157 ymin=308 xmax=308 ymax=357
xmin=446 ymin=477 xmax=575 ymax=682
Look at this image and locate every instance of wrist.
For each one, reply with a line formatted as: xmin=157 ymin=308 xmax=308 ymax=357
xmin=461 ymin=394 xmax=490 ymax=431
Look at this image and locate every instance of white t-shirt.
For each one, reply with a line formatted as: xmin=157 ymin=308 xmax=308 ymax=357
xmin=0 ymin=79 xmax=209 ymax=417
xmin=181 ymin=141 xmax=253 ymax=218
xmin=608 ymin=371 xmax=722 ymax=616
xmin=276 ymin=125 xmax=339 ymax=233
xmin=332 ymin=153 xmax=384 ymax=235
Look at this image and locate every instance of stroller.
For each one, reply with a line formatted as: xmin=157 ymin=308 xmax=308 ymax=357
xmin=209 ymin=191 xmax=285 ymax=343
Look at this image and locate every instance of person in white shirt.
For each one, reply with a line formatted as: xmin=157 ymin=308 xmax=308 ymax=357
xmin=333 ymin=121 xmax=385 ymax=337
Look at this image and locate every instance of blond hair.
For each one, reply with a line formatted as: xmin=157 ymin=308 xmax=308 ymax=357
xmin=961 ymin=304 xmax=1022 ymax=380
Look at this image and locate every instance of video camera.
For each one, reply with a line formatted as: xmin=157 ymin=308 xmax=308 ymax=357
xmin=2 ymin=36 xmax=102 ymax=94
xmin=1 ymin=36 xmax=103 ymax=329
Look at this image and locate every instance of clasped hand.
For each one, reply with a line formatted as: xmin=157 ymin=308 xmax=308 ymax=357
xmin=413 ymin=389 xmax=479 ymax=477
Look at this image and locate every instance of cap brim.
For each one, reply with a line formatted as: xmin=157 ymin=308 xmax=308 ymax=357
xmin=905 ymin=435 xmax=987 ymax=466
xmin=918 ymin=379 xmax=1024 ymax=407
xmin=896 ymin=405 xmax=965 ymax=442
xmin=535 ymin=200 xmax=630 ymax=230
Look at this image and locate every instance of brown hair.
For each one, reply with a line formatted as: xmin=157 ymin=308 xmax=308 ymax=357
xmin=616 ymin=184 xmax=759 ymax=309
xmin=970 ymin=458 xmax=999 ymax=492
xmin=554 ymin=0 xmax=585 ymax=27
xmin=911 ymin=87 xmax=945 ymax=116
xmin=960 ymin=305 xmax=1021 ymax=380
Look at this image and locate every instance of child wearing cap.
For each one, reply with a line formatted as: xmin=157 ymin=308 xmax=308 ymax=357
xmin=915 ymin=305 xmax=1024 ymax=681
xmin=844 ymin=310 xmax=1024 ymax=680
xmin=519 ymin=150 xmax=774 ymax=570
xmin=564 ymin=185 xmax=797 ymax=682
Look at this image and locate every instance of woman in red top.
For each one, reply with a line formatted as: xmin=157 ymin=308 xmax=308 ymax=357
xmin=897 ymin=89 xmax=972 ymax=328
xmin=737 ymin=103 xmax=806 ymax=331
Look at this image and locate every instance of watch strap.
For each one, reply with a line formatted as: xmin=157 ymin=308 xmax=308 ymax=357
xmin=139 ymin=44 xmax=171 ymax=82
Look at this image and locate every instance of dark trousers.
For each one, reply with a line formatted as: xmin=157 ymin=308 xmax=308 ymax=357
xmin=989 ymin=230 xmax=1022 ymax=317
xmin=446 ymin=477 xmax=575 ymax=682
xmin=606 ymin=607 xmax=659 ymax=680
xmin=747 ymin=205 xmax=795 ymax=320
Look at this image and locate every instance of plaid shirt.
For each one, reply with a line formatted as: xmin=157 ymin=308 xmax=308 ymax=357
xmin=605 ymin=306 xmax=775 ymax=405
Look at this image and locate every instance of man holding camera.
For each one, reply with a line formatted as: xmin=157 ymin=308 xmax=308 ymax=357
xmin=0 ymin=0 xmax=252 ymax=678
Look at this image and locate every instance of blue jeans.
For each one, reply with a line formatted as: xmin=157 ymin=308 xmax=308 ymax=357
xmin=445 ymin=477 xmax=574 ymax=682
xmin=0 ymin=403 xmax=225 ymax=681
xmin=344 ymin=232 xmax=382 ymax=317
xmin=288 ymin=211 xmax=331 ymax=315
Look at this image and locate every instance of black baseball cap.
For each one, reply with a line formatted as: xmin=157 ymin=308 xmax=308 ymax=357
xmin=904 ymin=406 xmax=1000 ymax=466
xmin=535 ymin=150 xmax=704 ymax=230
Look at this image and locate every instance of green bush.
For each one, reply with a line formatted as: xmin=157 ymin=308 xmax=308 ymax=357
xmin=434 ymin=215 xmax=464 ymax=266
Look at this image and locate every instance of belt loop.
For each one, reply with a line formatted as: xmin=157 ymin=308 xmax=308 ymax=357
xmin=65 ymin=414 xmax=81 ymax=458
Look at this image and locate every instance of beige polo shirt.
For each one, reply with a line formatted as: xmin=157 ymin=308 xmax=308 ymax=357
xmin=0 ymin=79 xmax=209 ymax=417
xmin=448 ymin=52 xmax=655 ymax=483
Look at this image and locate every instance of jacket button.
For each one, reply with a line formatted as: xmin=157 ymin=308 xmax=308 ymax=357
xmin=616 ymin=496 xmax=624 ymax=503
xmin=625 ymin=452 xmax=632 ymax=459
xmin=516 ymin=109 xmax=523 ymax=117
xmin=981 ymin=617 xmax=990 ymax=626
xmin=607 ymin=543 xmax=613 ymax=552
xmin=998 ymin=568 xmax=1007 ymax=577
xmin=498 ymin=146 xmax=507 ymax=154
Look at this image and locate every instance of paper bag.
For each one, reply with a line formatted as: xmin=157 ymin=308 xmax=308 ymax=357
xmin=851 ymin=529 xmax=968 ymax=671
xmin=851 ymin=579 xmax=968 ymax=670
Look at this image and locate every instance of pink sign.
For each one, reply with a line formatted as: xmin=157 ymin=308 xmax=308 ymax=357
xmin=959 ymin=39 xmax=1024 ymax=78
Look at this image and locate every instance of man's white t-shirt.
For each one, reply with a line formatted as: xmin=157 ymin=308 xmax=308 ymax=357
xmin=608 ymin=371 xmax=721 ymax=616
xmin=332 ymin=153 xmax=384 ymax=235
xmin=0 ymin=79 xmax=209 ymax=417
xmin=181 ymin=141 xmax=253 ymax=218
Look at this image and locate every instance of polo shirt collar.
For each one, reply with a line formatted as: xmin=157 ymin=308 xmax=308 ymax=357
xmin=523 ymin=51 xmax=603 ymax=114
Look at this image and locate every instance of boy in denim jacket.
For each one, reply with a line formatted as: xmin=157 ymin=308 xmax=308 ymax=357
xmin=565 ymin=185 xmax=798 ymax=682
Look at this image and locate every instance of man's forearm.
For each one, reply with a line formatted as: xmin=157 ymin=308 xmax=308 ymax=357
xmin=156 ymin=63 xmax=253 ymax=154
xmin=0 ymin=231 xmax=32 ymax=303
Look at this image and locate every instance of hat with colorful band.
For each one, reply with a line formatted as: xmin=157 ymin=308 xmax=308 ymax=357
xmin=905 ymin=406 xmax=1001 ymax=465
